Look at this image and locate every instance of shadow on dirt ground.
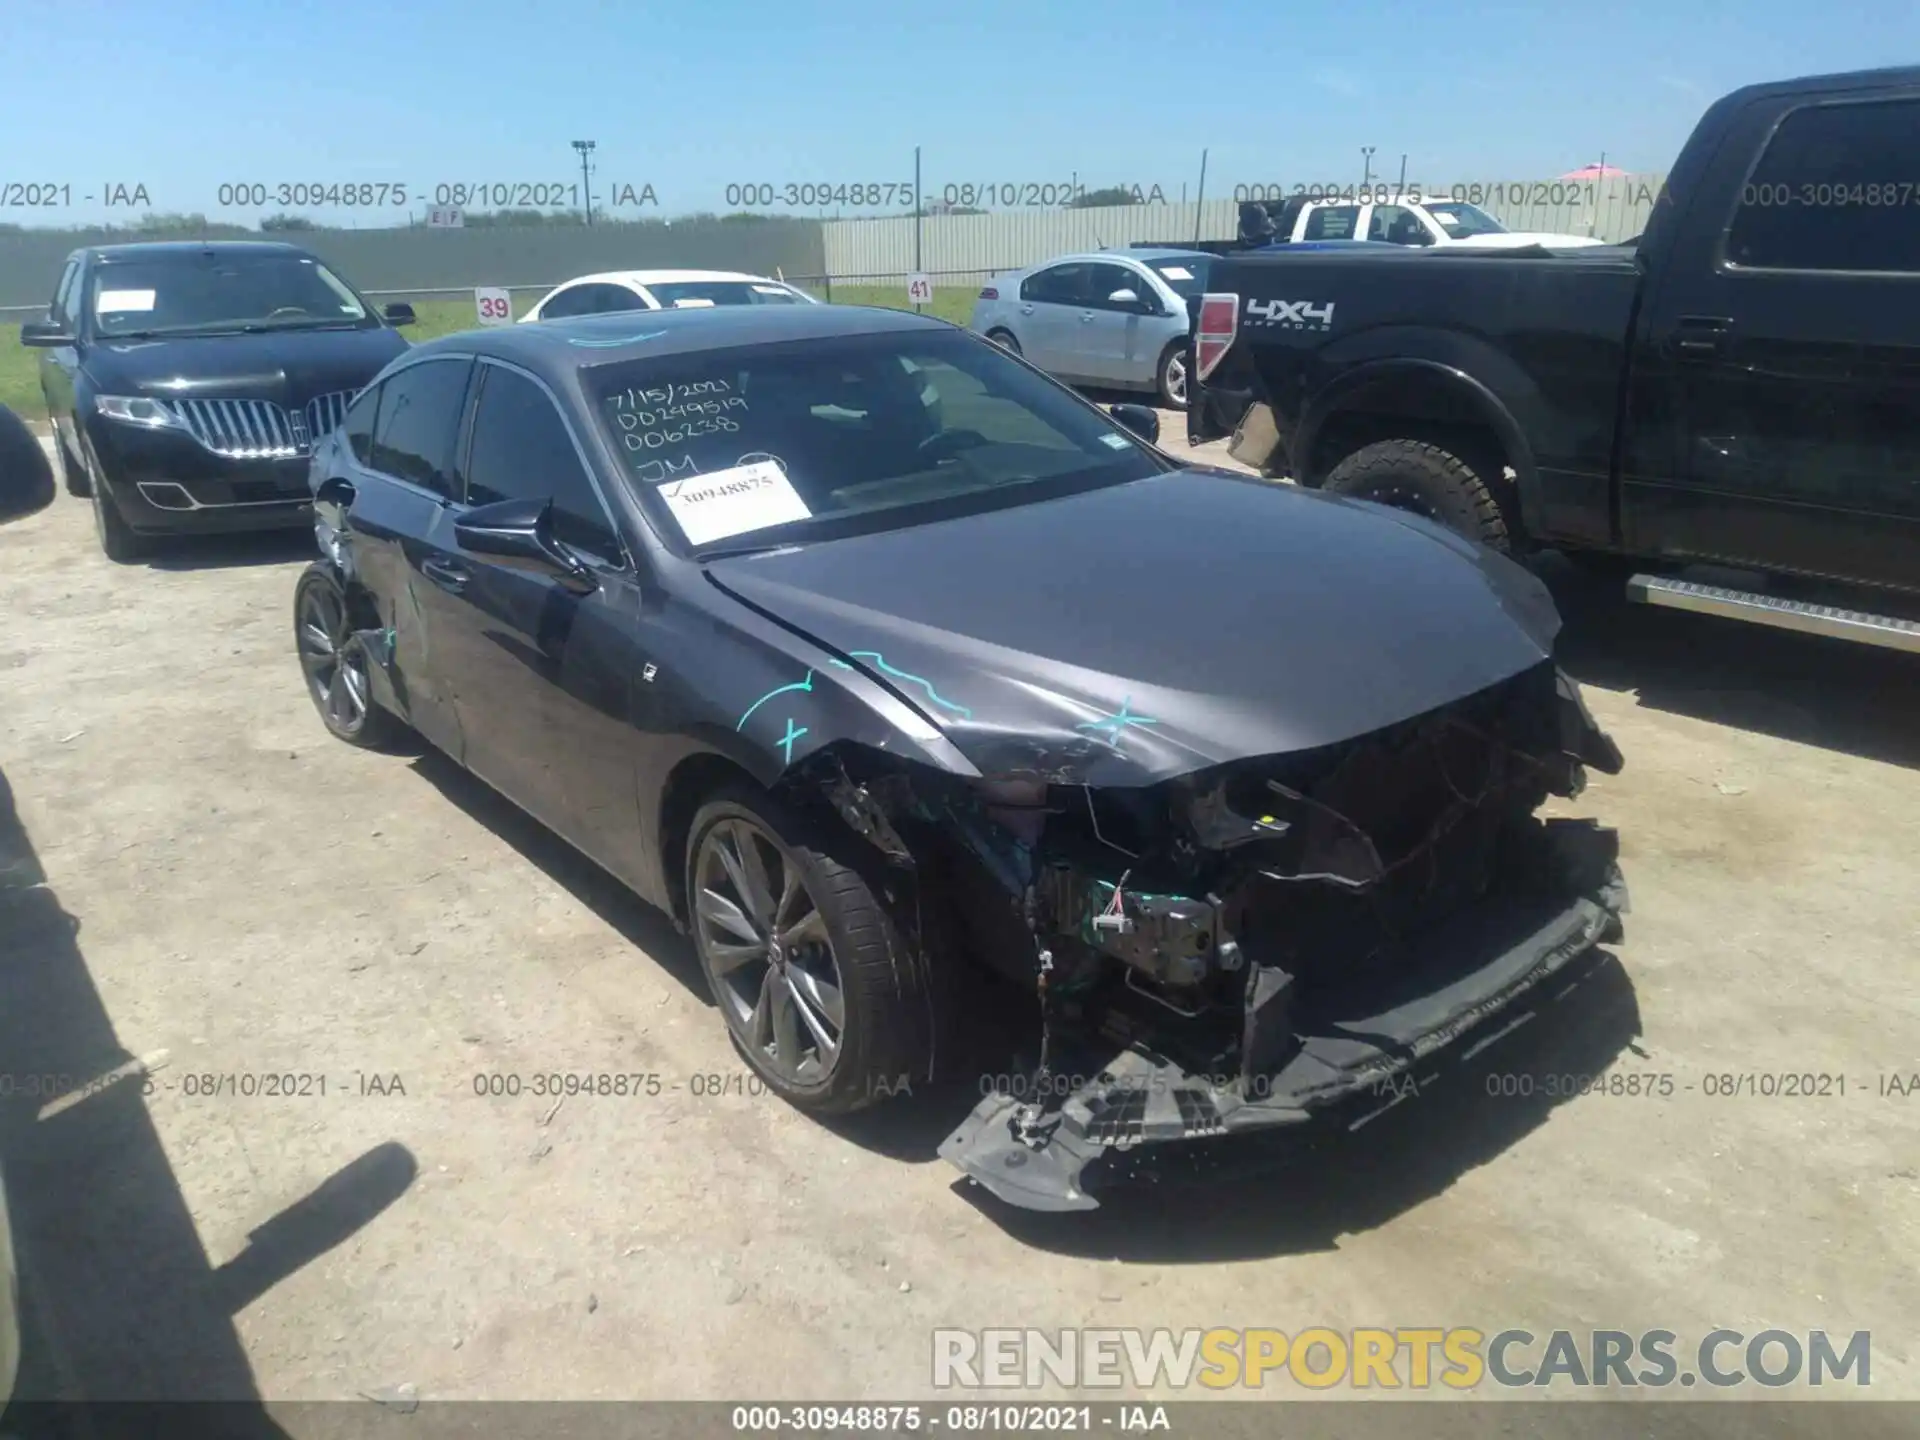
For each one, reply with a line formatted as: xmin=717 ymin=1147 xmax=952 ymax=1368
xmin=1539 ymin=553 xmax=1920 ymax=772
xmin=0 ymin=766 xmax=414 ymax=1432
xmin=140 ymin=528 xmax=316 ymax=575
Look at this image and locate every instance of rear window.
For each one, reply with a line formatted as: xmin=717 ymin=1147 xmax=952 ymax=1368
xmin=1301 ymin=206 xmax=1360 ymax=241
xmin=645 ymin=281 xmax=809 ymax=309
xmin=1147 ymin=257 xmax=1209 ymax=299
xmin=588 ymin=329 xmax=1162 ymax=552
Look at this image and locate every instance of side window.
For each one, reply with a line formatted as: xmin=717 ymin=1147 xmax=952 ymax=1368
xmin=51 ymin=260 xmax=79 ymax=327
xmin=1022 ymin=263 xmax=1087 ymax=304
xmin=539 ymin=285 xmax=593 ymax=319
xmin=341 ymin=383 xmax=382 ymax=465
xmin=1368 ymin=205 xmax=1430 ymax=246
xmin=1087 ymin=263 xmax=1144 ymax=308
xmin=1725 ymin=97 xmax=1920 ymax=273
xmin=366 ymin=358 xmax=472 ymax=498
xmin=465 ymin=366 xmax=624 ymax=566
xmin=587 ymin=284 xmax=646 ymax=312
xmin=1303 ymin=205 xmax=1360 ymax=241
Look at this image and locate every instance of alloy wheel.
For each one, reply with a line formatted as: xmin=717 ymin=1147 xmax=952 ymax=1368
xmin=1164 ymin=351 xmax=1188 ymax=406
xmin=693 ymin=818 xmax=845 ymax=1085
xmin=297 ymin=582 xmax=370 ymax=733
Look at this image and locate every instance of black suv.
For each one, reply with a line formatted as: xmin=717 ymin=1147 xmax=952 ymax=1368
xmin=21 ymin=241 xmax=416 ymax=561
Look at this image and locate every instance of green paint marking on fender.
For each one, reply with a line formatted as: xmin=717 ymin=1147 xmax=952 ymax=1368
xmin=845 ymin=651 xmax=973 ymax=719
xmin=776 ymin=717 xmax=809 ymax=764
xmin=737 ymin=670 xmax=814 ymax=731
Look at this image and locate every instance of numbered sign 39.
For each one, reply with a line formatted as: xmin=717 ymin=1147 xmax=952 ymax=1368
xmin=906 ymin=272 xmax=933 ymax=306
xmin=474 ymin=286 xmax=513 ymax=327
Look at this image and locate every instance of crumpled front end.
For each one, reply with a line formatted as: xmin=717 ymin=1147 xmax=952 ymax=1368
xmin=787 ymin=660 xmax=1626 ymax=1212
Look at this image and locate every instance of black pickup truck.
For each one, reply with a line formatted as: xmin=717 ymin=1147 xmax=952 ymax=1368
xmin=1188 ymin=65 xmax=1920 ymax=654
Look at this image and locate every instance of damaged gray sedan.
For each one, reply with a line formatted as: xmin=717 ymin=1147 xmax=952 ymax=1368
xmin=294 ymin=304 xmax=1625 ymax=1213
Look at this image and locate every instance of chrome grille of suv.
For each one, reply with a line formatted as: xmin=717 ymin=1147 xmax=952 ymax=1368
xmin=172 ymin=398 xmax=302 ymax=459
xmin=305 ymin=389 xmax=355 ymax=441
xmin=169 ymin=390 xmax=355 ymax=460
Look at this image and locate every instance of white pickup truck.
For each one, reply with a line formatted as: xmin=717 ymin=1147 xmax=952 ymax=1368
xmin=1277 ymin=196 xmax=1607 ymax=249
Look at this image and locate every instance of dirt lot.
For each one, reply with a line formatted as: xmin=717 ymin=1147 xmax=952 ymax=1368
xmin=2 ymin=425 xmax=1917 ymax=1419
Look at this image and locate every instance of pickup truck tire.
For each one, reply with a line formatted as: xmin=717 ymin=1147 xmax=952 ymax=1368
xmin=1321 ymin=439 xmax=1511 ymax=551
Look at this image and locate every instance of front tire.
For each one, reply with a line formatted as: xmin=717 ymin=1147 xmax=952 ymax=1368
xmin=1156 ymin=341 xmax=1189 ymax=410
xmin=294 ymin=562 xmax=398 ymax=749
xmin=685 ymin=785 xmax=936 ymax=1116
xmin=1320 ymin=438 xmax=1511 ymax=551
xmin=86 ymin=459 xmax=152 ymax=563
xmin=56 ymin=425 xmax=90 ymax=498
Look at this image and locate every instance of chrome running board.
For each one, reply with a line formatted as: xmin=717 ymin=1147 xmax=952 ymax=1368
xmin=1627 ymin=574 xmax=1920 ymax=655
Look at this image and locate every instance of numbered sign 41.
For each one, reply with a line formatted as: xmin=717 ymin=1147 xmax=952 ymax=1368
xmin=474 ymin=286 xmax=513 ymax=326
xmin=906 ymin=272 xmax=933 ymax=306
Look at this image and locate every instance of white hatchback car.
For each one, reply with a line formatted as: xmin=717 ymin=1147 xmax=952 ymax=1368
xmin=519 ymin=269 xmax=816 ymax=322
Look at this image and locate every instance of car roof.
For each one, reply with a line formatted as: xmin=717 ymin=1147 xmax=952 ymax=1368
xmin=1030 ymin=251 xmax=1200 ymax=267
xmin=409 ymin=303 xmax=949 ymax=375
xmin=80 ymin=240 xmax=313 ymax=263
xmin=549 ymin=269 xmax=791 ymax=290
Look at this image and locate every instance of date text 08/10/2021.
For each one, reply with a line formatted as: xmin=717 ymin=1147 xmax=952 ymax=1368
xmin=206 ymin=182 xmax=661 ymax=210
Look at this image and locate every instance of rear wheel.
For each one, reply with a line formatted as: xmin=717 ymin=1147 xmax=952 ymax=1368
xmin=1320 ymin=438 xmax=1511 ymax=551
xmin=686 ymin=786 xmax=937 ymax=1116
xmin=986 ymin=328 xmax=1021 ymax=355
xmin=294 ymin=563 xmax=398 ymax=748
xmin=1156 ymin=341 xmax=1189 ymax=409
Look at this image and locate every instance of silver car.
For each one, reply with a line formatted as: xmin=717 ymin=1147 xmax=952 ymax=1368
xmin=968 ymin=248 xmax=1211 ymax=408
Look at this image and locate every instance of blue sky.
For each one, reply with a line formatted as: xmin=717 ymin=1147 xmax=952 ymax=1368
xmin=3 ymin=0 xmax=1915 ymax=226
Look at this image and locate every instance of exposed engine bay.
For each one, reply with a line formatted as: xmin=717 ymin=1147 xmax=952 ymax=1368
xmin=778 ymin=659 xmax=1628 ymax=1211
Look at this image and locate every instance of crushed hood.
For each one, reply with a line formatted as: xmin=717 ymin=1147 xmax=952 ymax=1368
xmin=706 ymin=469 xmax=1563 ymax=785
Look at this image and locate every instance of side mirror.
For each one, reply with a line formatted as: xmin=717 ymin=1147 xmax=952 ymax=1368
xmin=1107 ymin=288 xmax=1147 ymax=310
xmin=19 ymin=319 xmax=74 ymax=348
xmin=454 ymin=497 xmax=598 ymax=594
xmin=314 ymin=475 xmax=356 ymax=525
xmin=0 ymin=403 xmax=56 ymax=524
xmin=1108 ymin=404 xmax=1160 ymax=445
xmin=383 ymin=302 xmax=417 ymax=327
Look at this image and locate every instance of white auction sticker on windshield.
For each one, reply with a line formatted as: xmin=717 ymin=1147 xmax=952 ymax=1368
xmin=658 ymin=460 xmax=811 ymax=545
xmin=97 ymin=289 xmax=156 ymax=313
xmin=1159 ymin=266 xmax=1193 ymax=280
xmin=671 ymin=297 xmax=716 ymax=308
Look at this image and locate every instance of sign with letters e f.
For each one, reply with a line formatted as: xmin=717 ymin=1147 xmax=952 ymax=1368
xmin=474 ymin=287 xmax=514 ymax=326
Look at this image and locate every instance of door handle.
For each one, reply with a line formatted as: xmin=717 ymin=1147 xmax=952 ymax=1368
xmin=1672 ymin=315 xmax=1732 ymax=360
xmin=421 ymin=557 xmax=469 ymax=591
xmin=1081 ymin=312 xmax=1095 ymax=323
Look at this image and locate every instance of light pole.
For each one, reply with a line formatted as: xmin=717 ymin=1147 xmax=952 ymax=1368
xmin=1360 ymin=146 xmax=1376 ymax=186
xmin=572 ymin=140 xmax=596 ymax=225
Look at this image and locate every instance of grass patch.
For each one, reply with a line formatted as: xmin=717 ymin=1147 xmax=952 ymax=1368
xmin=0 ymin=327 xmax=44 ymax=420
xmin=1 ymin=285 xmax=982 ymax=425
xmin=796 ymin=283 xmax=977 ymax=326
